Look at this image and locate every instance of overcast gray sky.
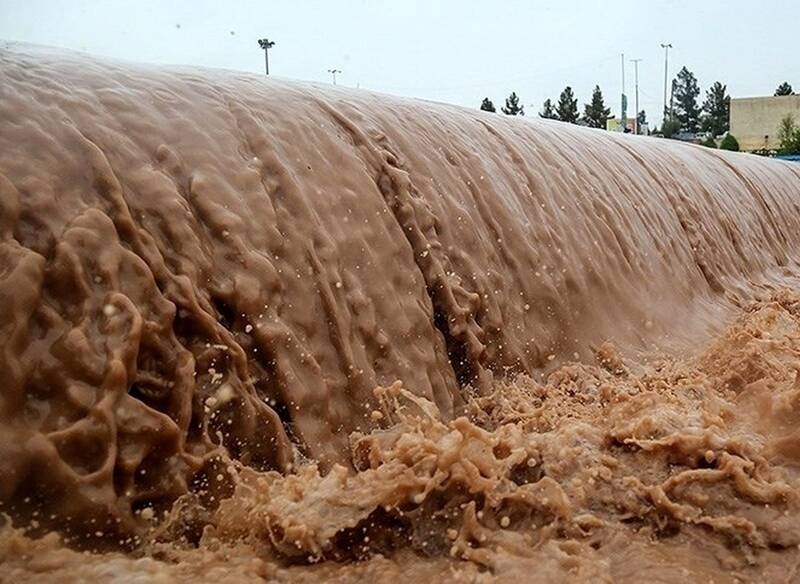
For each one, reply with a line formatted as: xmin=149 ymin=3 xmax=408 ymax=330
xmin=1 ymin=1 xmax=796 ymax=123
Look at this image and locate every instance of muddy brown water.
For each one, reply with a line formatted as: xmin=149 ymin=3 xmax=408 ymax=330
xmin=2 ymin=43 xmax=800 ymax=582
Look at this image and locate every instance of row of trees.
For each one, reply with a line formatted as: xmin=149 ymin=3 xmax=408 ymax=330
xmin=481 ymin=94 xmax=524 ymax=115
xmin=660 ymin=67 xmax=731 ymax=138
xmin=480 ymin=77 xmax=796 ymax=154
xmin=480 ymin=85 xmax=624 ymax=130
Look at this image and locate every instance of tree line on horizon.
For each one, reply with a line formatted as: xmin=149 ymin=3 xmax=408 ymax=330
xmin=480 ymin=86 xmax=617 ymax=129
xmin=479 ymin=75 xmax=796 ymax=153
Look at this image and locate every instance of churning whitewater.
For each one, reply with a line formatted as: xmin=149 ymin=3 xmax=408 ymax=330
xmin=1 ymin=42 xmax=800 ymax=582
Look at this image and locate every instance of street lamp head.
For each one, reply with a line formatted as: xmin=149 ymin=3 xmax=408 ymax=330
xmin=660 ymin=43 xmax=672 ymax=48
xmin=258 ymin=39 xmax=275 ymax=49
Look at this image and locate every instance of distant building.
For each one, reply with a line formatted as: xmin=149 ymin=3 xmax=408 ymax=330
xmin=730 ymin=95 xmax=800 ymax=151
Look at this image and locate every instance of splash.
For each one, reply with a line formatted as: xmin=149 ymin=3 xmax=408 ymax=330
xmin=4 ymin=293 xmax=800 ymax=581
xmin=1 ymin=43 xmax=800 ymax=581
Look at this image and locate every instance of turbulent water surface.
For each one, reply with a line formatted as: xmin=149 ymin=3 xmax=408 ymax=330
xmin=2 ymin=43 xmax=800 ymax=582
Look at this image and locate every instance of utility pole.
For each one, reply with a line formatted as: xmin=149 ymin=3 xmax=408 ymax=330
xmin=660 ymin=43 xmax=672 ymax=123
xmin=258 ymin=38 xmax=275 ymax=75
xmin=630 ymin=58 xmax=642 ymax=134
xmin=327 ymin=68 xmax=341 ymax=85
xmin=620 ymin=53 xmax=627 ymax=132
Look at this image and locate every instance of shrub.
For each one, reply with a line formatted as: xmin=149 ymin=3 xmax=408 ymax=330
xmin=778 ymin=115 xmax=800 ymax=154
xmin=719 ymin=134 xmax=739 ymax=151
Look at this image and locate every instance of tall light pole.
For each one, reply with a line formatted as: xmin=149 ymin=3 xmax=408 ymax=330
xmin=660 ymin=43 xmax=672 ymax=123
xmin=630 ymin=58 xmax=642 ymax=134
xmin=258 ymin=38 xmax=275 ymax=75
xmin=327 ymin=68 xmax=341 ymax=85
xmin=620 ymin=53 xmax=627 ymax=132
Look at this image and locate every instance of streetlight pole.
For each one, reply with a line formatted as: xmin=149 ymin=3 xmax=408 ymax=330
xmin=620 ymin=53 xmax=626 ymax=131
xmin=660 ymin=43 xmax=672 ymax=123
xmin=327 ymin=69 xmax=341 ymax=85
xmin=258 ymin=38 xmax=275 ymax=75
xmin=630 ymin=58 xmax=642 ymax=134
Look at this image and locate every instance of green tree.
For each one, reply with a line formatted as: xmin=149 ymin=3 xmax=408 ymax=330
xmin=775 ymin=82 xmax=794 ymax=96
xmin=778 ymin=115 xmax=800 ymax=154
xmin=701 ymin=81 xmax=730 ymax=137
xmin=778 ymin=115 xmax=795 ymax=144
xmin=502 ymin=92 xmax=524 ymax=116
xmin=539 ymin=98 xmax=558 ymax=119
xmin=661 ymin=116 xmax=681 ymax=139
xmin=673 ymin=66 xmax=701 ymax=133
xmin=582 ymin=85 xmax=611 ymax=129
xmin=480 ymin=97 xmax=496 ymax=112
xmin=556 ymin=86 xmax=579 ymax=123
xmin=719 ymin=134 xmax=740 ymax=151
